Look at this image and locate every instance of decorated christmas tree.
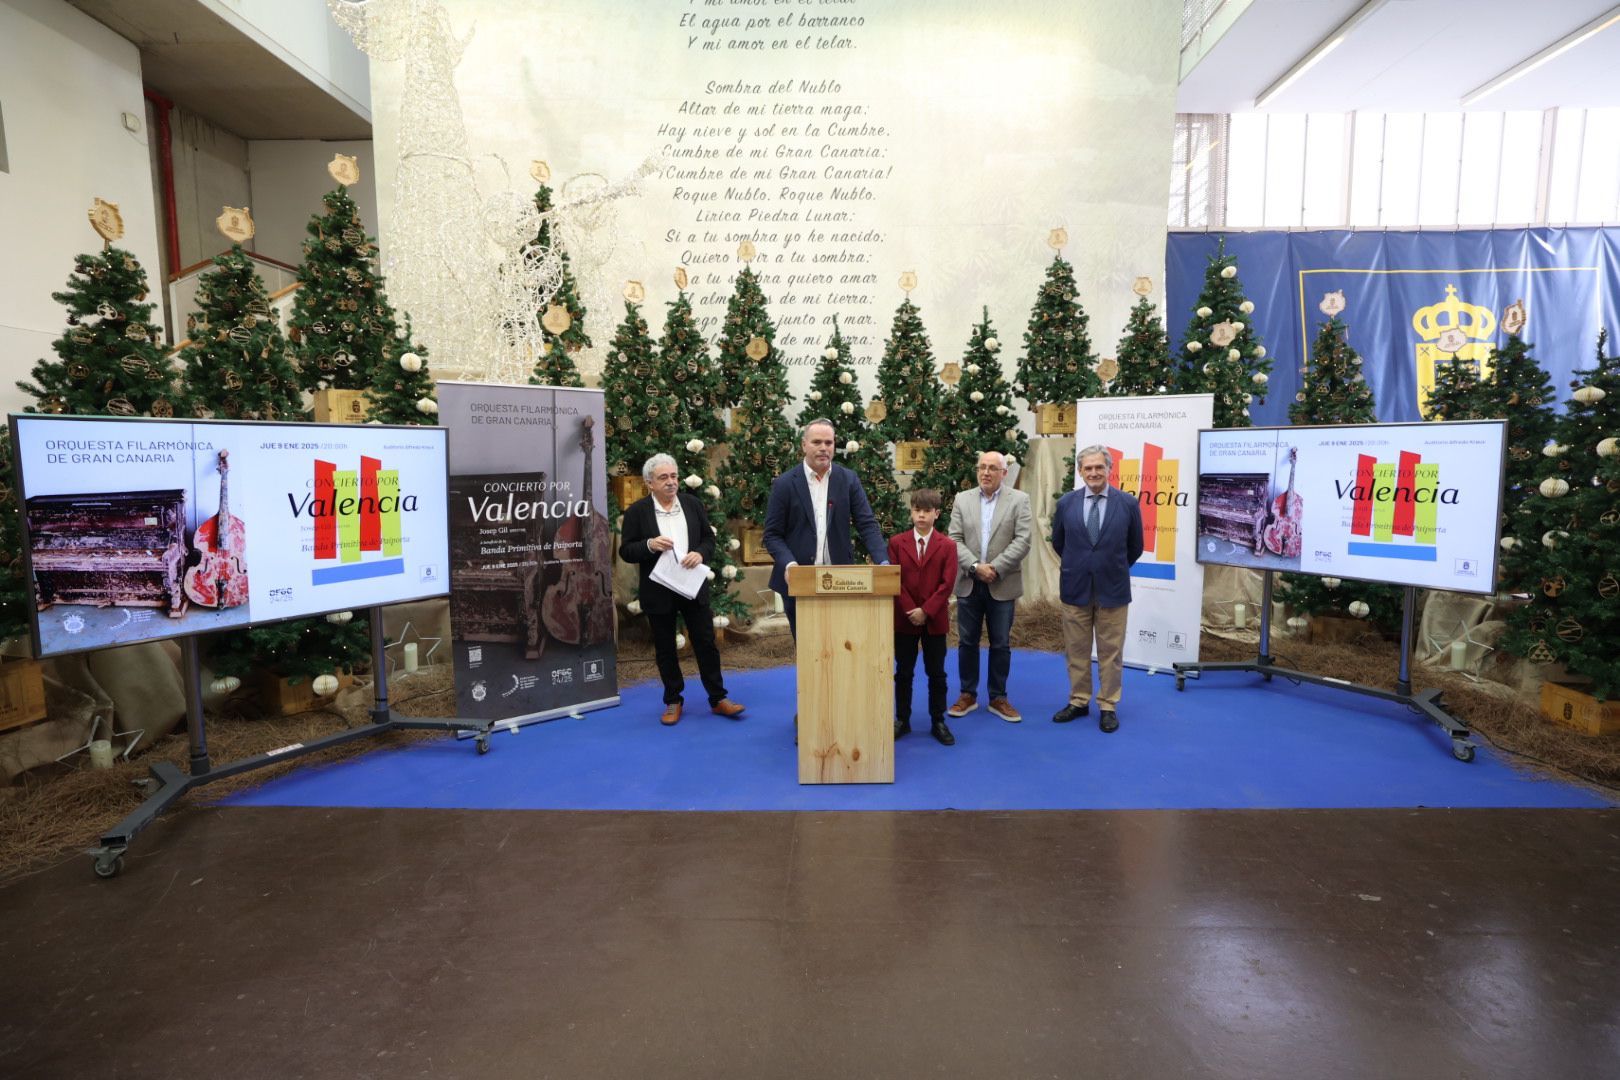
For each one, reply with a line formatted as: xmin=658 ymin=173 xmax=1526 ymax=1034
xmin=1016 ymin=244 xmax=1099 ymax=410
xmin=1110 ymin=280 xmax=1176 ymax=397
xmin=599 ymin=289 xmax=659 ymax=481
xmin=527 ymin=178 xmax=590 ymax=388
xmin=714 ymin=247 xmax=775 ymax=406
xmin=363 ymin=312 xmax=439 ymax=425
xmin=0 ymin=432 xmax=32 ymax=644
xmin=1174 ymin=241 xmax=1271 ymax=428
xmin=872 ymin=290 xmax=942 ymax=448
xmin=18 ymin=233 xmax=174 ymax=418
xmin=176 ymin=245 xmax=305 ymax=421
xmin=659 ymin=284 xmax=726 ymax=449
xmin=1280 ymin=309 xmax=1399 ymax=633
xmin=209 ymin=611 xmax=373 ymax=686
xmin=288 ymin=163 xmax=397 ymax=393
xmin=910 ymin=383 xmax=972 ymax=529
xmin=1422 ymin=356 xmax=1484 ymax=422
xmin=1500 ymin=330 xmax=1620 ymax=698
xmin=802 ymin=319 xmax=905 ymax=548
xmin=915 ymin=309 xmax=1026 ymax=525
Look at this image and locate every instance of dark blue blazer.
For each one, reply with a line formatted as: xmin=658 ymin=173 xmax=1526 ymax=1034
xmin=1051 ymin=484 xmax=1144 ymax=608
xmin=762 ymin=462 xmax=888 ymax=595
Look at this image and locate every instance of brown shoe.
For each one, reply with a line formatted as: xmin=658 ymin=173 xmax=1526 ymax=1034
xmin=988 ymin=698 xmax=1022 ymax=723
xmin=660 ymin=703 xmax=683 ymax=726
xmin=711 ymin=699 xmax=746 ymax=719
xmin=946 ymin=692 xmax=977 ymax=718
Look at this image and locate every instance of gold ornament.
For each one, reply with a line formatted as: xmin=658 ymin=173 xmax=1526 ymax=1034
xmin=1209 ymin=321 xmax=1239 ymax=348
xmin=737 ymin=239 xmax=757 ymax=262
xmin=342 ymin=227 xmax=365 ymax=246
xmin=1556 ymin=617 xmax=1585 ymax=642
xmin=41 ymin=395 xmax=66 ymax=414
xmin=88 ymin=198 xmax=125 ymax=244
xmin=530 ymin=159 xmax=551 ymax=183
xmin=1096 ymin=357 xmax=1120 ymax=383
xmin=1501 ymin=299 xmax=1527 ymax=336
xmin=1541 ymin=576 xmax=1566 ymax=597
xmin=1602 ymin=509 xmax=1620 ymax=526
xmin=898 ymin=270 xmax=918 ymax=293
xmin=1132 ymin=276 xmax=1152 ymax=297
xmin=224 ymin=371 xmax=243 ymax=390
xmin=674 ymin=266 xmax=689 ymax=291
xmin=328 ymin=154 xmax=361 ymax=186
xmin=119 ymin=355 xmax=148 ymax=375
xmin=216 ymin=206 xmax=255 ymax=243
xmin=69 ymin=326 xmax=94 ymax=345
xmin=1598 ymin=574 xmax=1619 ymax=599
xmin=866 ymin=399 xmax=888 ymax=423
xmin=1319 ymin=290 xmax=1346 ymax=317
xmin=105 ymin=397 xmax=136 ymax=416
xmin=67 ymin=362 xmax=89 ymax=381
xmin=1527 ymin=640 xmax=1556 ymax=664
xmin=1047 ymin=227 xmax=1069 ymax=250
xmin=345 ymin=268 xmax=363 ymax=285
xmin=150 ymin=398 xmax=173 ymax=418
xmin=541 ymin=304 xmax=573 ymax=334
xmin=123 ymin=323 xmax=148 ymax=341
xmin=623 ymin=280 xmax=646 ymax=303
xmin=940 ymin=362 xmax=962 ymax=386
xmin=228 ymin=325 xmax=250 ymax=344
xmin=745 ymin=335 xmax=769 ymax=361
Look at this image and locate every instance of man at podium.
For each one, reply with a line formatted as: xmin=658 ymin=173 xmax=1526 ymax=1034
xmin=763 ymin=417 xmax=889 ymax=637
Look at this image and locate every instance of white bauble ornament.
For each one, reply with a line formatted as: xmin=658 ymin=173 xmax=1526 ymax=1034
xmin=1572 ymin=385 xmax=1607 ymax=405
xmin=1242 ymin=408 xmax=1251 ymax=417
xmin=627 ymin=599 xmax=642 ymax=615
xmin=722 ymin=564 xmax=738 ymax=579
xmin=995 ymin=405 xmax=1009 ymax=415
xmin=1286 ymin=615 xmax=1308 ymax=630
xmin=1239 ymin=301 xmax=1255 ymax=314
xmin=1254 ymin=346 xmax=1266 ymax=358
xmin=1542 ymin=530 xmax=1569 ymax=548
xmin=684 ymin=474 xmax=703 ymax=489
xmin=1202 ymin=363 xmax=1213 ymax=374
xmin=1157 ymin=386 xmax=1169 ymax=393
xmin=1348 ymin=600 xmax=1370 ymax=619
xmin=1252 ymin=372 xmax=1269 ymax=386
xmin=823 ymin=347 xmax=838 ymax=361
xmin=1221 ymin=265 xmax=1237 ymax=279
xmin=1187 ymin=341 xmax=1203 ymax=353
xmin=1196 ymin=306 xmax=1213 ymax=318
xmin=840 ymin=401 xmax=854 ymax=415
xmin=686 ymin=438 xmax=705 ymax=453
xmin=705 ymin=569 xmax=716 ymax=581
xmin=675 ymin=633 xmax=687 ymax=649
xmin=1228 ymin=349 xmax=1241 ymax=361
xmin=209 ymin=675 xmax=241 ymax=695
xmin=970 ymin=390 xmax=984 ymax=402
xmin=713 ymin=615 xmax=726 ymax=628
xmin=1232 ymin=322 xmax=1244 ymax=332
xmin=311 ymin=674 xmax=340 ymax=697
xmin=1597 ymin=437 xmax=1619 ymax=457
xmin=838 ymin=371 xmax=852 ymax=384
xmin=1499 ymin=536 xmax=1519 ymax=551
xmin=317 ymin=380 xmax=329 ymax=390
xmin=706 ymin=484 xmax=721 ymax=499
xmin=394 ymin=327 xmax=408 ymax=340
xmin=727 ymin=537 xmax=740 ymax=551
xmin=325 ymin=610 xmax=354 ymax=625
xmin=399 ymin=352 xmax=423 ymax=373
xmin=844 ymin=440 xmax=859 ymax=452
xmin=1322 ymin=577 xmax=1341 ymax=589
xmin=415 ymin=397 xmax=438 ymax=415
xmin=1539 ymin=477 xmax=1570 ymax=498
xmin=809 ymin=390 xmax=822 ymax=401
xmin=1541 ymin=442 xmax=1566 ymax=457
xmin=984 ymin=337 xmax=1000 ymax=352
xmin=966 ymin=363 xmax=982 ymax=375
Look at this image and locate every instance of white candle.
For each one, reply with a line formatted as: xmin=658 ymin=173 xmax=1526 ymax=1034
xmin=88 ymin=739 xmax=114 ymax=770
xmin=403 ymin=642 xmax=419 ymax=672
xmin=1233 ymin=602 xmax=1248 ymax=630
xmin=1449 ymin=640 xmax=1467 ymax=670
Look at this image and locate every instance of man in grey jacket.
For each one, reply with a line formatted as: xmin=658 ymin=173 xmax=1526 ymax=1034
xmin=946 ymin=450 xmax=1033 ymax=722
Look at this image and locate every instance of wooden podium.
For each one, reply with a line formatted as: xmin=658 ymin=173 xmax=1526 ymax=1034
xmin=788 ymin=564 xmax=899 ymax=784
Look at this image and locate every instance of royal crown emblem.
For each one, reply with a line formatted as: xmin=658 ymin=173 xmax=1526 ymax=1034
xmin=1411 ymin=284 xmax=1497 ymax=416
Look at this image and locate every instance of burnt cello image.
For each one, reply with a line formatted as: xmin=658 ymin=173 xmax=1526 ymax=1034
xmin=541 ymin=414 xmax=614 ymax=649
xmin=183 ymin=448 xmax=249 ymax=608
xmin=1261 ymin=445 xmax=1303 ymax=558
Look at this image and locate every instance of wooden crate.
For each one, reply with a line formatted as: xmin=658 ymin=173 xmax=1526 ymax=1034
xmin=313 ymin=388 xmax=371 ymax=424
xmin=0 ymin=658 xmax=47 ymax=733
xmin=610 ymin=474 xmax=647 ymax=509
xmin=741 ymin=524 xmax=773 ymax=565
xmin=895 ymin=440 xmax=931 ymax=472
xmin=259 ymin=672 xmax=357 ymax=717
xmin=1308 ymin=614 xmax=1372 ymax=645
xmin=1540 ymin=681 xmax=1620 ymax=736
xmin=1034 ymin=402 xmax=1076 ymax=436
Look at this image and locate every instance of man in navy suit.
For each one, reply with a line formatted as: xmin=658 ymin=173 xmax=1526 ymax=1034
xmin=1051 ymin=444 xmax=1144 ymax=733
xmin=763 ymin=417 xmax=889 ymax=637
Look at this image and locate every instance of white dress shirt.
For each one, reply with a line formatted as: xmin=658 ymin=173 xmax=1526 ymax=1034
xmin=653 ymin=495 xmax=687 ymax=555
xmin=804 ymin=462 xmax=831 ymax=565
xmin=978 ymin=486 xmax=1000 ymax=561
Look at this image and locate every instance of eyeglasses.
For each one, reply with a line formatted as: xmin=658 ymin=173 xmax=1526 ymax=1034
xmin=977 ymin=465 xmax=1004 ymax=472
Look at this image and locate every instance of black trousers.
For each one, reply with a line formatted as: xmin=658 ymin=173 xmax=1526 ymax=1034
xmin=895 ymin=631 xmax=948 ymax=723
xmin=647 ymin=600 xmax=727 ymax=707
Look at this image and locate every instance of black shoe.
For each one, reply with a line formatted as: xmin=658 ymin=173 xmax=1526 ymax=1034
xmin=894 ymin=718 xmax=911 ymax=739
xmin=1052 ymin=703 xmax=1089 ymax=723
xmin=1099 ymin=710 xmax=1118 ymax=733
xmin=931 ymin=720 xmax=955 ymax=746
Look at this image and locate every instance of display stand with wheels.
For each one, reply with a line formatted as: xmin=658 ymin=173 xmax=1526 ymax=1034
xmin=1171 ymin=571 xmax=1476 ymax=763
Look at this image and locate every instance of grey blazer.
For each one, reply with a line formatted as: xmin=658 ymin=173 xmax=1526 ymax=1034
xmin=947 ymin=485 xmax=1032 ymax=601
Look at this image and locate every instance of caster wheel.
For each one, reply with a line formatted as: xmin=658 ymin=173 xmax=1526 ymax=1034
xmin=93 ymin=854 xmax=124 ymax=879
xmin=1452 ymin=742 xmax=1475 ymax=763
xmin=476 ymin=738 xmax=490 ymax=755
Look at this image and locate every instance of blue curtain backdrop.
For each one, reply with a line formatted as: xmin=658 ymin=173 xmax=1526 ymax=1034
xmin=1165 ymin=229 xmax=1620 ymax=426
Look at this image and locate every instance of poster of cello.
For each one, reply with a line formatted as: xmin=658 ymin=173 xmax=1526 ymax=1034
xmin=1194 ymin=420 xmax=1506 ymax=593
xmin=437 ymin=383 xmax=619 ymax=729
xmin=9 ymin=415 xmax=451 ymax=659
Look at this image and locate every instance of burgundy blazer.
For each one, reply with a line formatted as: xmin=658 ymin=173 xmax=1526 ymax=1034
xmin=888 ymin=530 xmax=957 ymax=636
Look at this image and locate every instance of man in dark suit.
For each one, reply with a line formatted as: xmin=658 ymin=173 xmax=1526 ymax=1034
xmin=762 ymin=417 xmax=888 ymax=636
xmin=619 ymin=453 xmax=745 ymax=726
xmin=1051 ymin=444 xmax=1144 ymax=733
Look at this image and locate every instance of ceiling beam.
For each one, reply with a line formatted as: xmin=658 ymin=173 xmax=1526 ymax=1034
xmin=1462 ymin=4 xmax=1620 ymax=107
xmin=1254 ymin=0 xmax=1392 ymax=109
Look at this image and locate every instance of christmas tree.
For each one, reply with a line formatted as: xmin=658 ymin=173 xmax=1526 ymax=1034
xmin=872 ymin=294 xmax=942 ymax=447
xmin=915 ymin=309 xmax=1026 ymax=526
xmin=1280 ymin=312 xmax=1399 ymax=633
xmin=1110 ymin=285 xmax=1176 ymax=397
xmin=1173 ymin=242 xmax=1271 ymax=428
xmin=17 ymin=246 xmax=175 ymax=418
xmin=600 ymin=295 xmax=659 ymax=481
xmin=209 ymin=611 xmax=373 ymax=686
xmin=0 ymin=432 xmax=32 ymax=644
xmin=910 ymin=383 xmax=972 ymax=529
xmin=1015 ymin=252 xmax=1099 ymax=410
xmin=714 ymin=257 xmax=775 ymax=407
xmin=659 ymin=289 xmax=726 ymax=449
xmin=288 ymin=184 xmax=396 ymax=393
xmin=527 ymin=180 xmax=590 ymax=388
xmin=1500 ymin=331 xmax=1620 ymax=698
xmin=716 ymin=270 xmax=798 ymax=529
xmin=175 ymin=245 xmax=305 ymax=421
xmin=364 ymin=312 xmax=439 ymax=426
xmin=802 ymin=319 xmax=905 ymax=548
xmin=1422 ymin=356 xmax=1484 ymax=422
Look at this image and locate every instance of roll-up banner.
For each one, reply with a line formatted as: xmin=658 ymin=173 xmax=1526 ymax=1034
xmin=9 ymin=414 xmax=451 ymax=659
xmin=1194 ymin=420 xmax=1506 ymax=594
xmin=437 ymin=382 xmax=618 ymax=729
xmin=1073 ymin=394 xmax=1213 ymax=669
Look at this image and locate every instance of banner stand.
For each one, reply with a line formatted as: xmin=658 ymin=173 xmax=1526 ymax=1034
xmin=1169 ymin=573 xmax=1477 ymax=763
xmin=87 ymin=606 xmax=496 ymax=879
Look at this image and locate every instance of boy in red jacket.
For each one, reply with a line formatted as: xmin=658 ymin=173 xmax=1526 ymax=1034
xmin=890 ymin=488 xmax=958 ymax=746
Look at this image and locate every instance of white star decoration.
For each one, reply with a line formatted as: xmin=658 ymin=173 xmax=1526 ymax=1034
xmin=383 ymin=619 xmax=443 ymax=680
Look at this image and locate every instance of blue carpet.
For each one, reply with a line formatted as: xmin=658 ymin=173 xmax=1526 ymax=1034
xmin=226 ymin=650 xmax=1611 ymax=811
